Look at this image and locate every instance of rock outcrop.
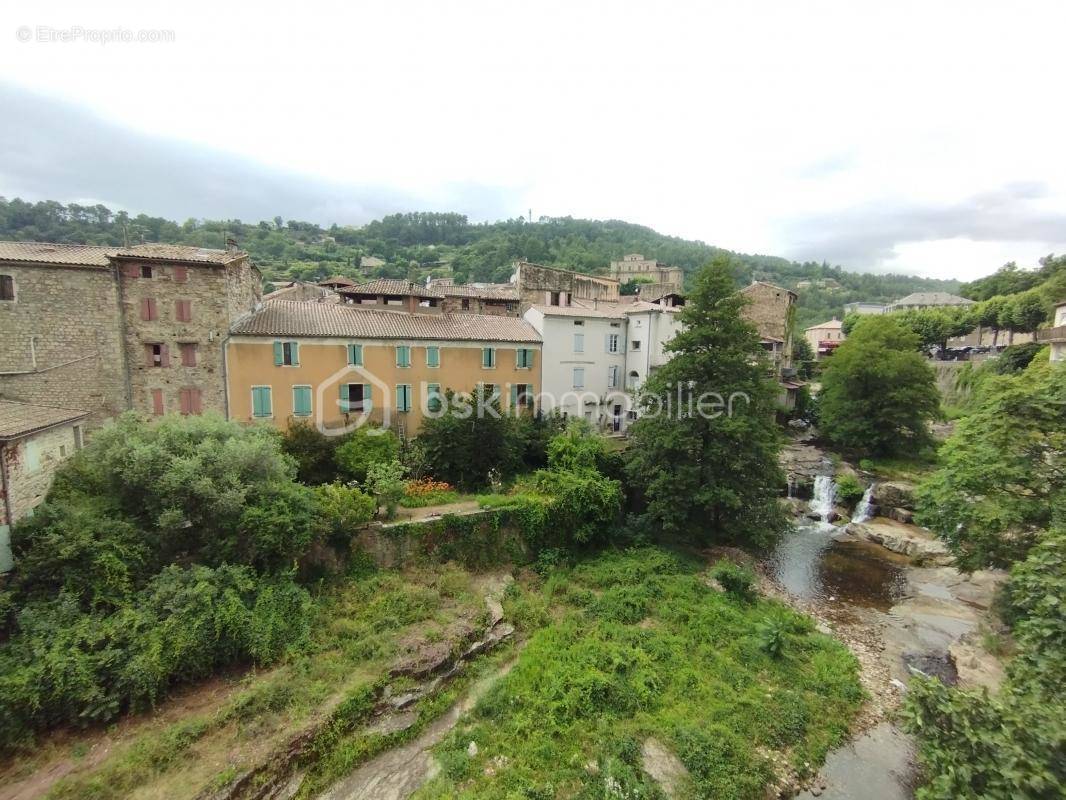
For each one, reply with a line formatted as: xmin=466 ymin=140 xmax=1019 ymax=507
xmin=846 ymin=519 xmax=951 ymax=564
xmin=871 ymin=482 xmax=917 ymax=512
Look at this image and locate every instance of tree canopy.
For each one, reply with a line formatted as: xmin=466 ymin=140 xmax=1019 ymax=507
xmin=818 ymin=315 xmax=940 ymax=456
xmin=625 ymin=256 xmax=786 ymax=546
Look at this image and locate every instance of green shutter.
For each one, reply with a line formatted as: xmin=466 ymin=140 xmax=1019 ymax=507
xmin=510 ymin=384 xmax=518 ymax=412
xmin=253 ymin=387 xmax=272 ymax=417
xmin=293 ymin=386 xmax=311 ymax=416
xmin=364 ymin=384 xmax=373 ymax=411
xmin=291 ymin=342 xmax=300 ymax=366
xmin=348 ymin=343 xmax=363 ymax=366
xmin=528 ymin=384 xmax=535 ymax=410
xmin=428 ymin=384 xmax=441 ymax=413
xmin=427 ymin=346 xmax=439 ymax=367
xmin=273 ymin=341 xmax=283 ymax=366
xmin=482 ymin=347 xmax=493 ymax=368
xmin=340 ymin=383 xmax=350 ymax=412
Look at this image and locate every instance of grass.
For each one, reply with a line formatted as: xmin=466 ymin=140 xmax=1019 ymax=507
xmin=857 ymin=454 xmax=938 ymax=482
xmin=399 ymin=490 xmax=468 ymax=508
xmin=37 ymin=563 xmax=485 ymax=800
xmin=412 ymin=548 xmax=865 ymax=800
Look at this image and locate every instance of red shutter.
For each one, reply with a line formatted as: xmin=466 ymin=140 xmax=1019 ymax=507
xmin=160 ymin=344 xmax=170 ymax=367
xmin=140 ymin=298 xmax=151 ymax=320
xmin=176 ymin=300 xmax=191 ymax=322
xmin=179 ymin=389 xmax=191 ymax=415
xmin=151 ymin=389 xmax=164 ymax=415
xmin=191 ymin=388 xmax=202 ymax=414
xmin=148 ymin=298 xmax=157 ymax=320
xmin=125 ymin=263 xmax=139 ymax=278
xmin=173 ymin=266 xmax=188 ymax=283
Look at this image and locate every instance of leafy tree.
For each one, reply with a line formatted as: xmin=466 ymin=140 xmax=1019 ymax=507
xmin=625 ymin=256 xmax=787 ymax=545
xmin=791 ymin=334 xmax=816 ymax=379
xmin=312 ymin=483 xmax=376 ymax=547
xmin=916 ymin=358 xmax=1065 ymax=569
xmin=365 ymin=460 xmax=407 ymax=519
xmin=418 ymin=387 xmax=522 ymax=489
xmin=334 ymin=426 xmax=400 ymax=482
xmin=817 ymin=315 xmax=940 ymax=456
xmin=280 ymin=421 xmax=345 ymax=484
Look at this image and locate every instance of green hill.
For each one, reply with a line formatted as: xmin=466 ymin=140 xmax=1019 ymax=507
xmin=0 ymin=198 xmax=964 ymax=327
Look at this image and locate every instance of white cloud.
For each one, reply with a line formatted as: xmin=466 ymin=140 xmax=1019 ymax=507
xmin=2 ymin=0 xmax=1065 ymax=280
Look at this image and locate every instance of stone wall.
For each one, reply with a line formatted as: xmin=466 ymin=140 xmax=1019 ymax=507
xmin=514 ymin=261 xmax=619 ymax=310
xmin=1 ymin=422 xmax=81 ymax=524
xmin=0 ymin=263 xmax=128 ymax=428
xmin=121 ymin=257 xmax=262 ymax=417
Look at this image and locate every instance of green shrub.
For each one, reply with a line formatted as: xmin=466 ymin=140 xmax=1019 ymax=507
xmin=366 ymin=460 xmax=407 ymax=519
xmin=280 ymin=421 xmax=346 ymax=484
xmin=335 ymin=427 xmax=400 ymax=483
xmin=834 ymin=474 xmax=865 ymax=507
xmin=710 ymin=560 xmax=756 ymax=600
xmin=313 ymin=483 xmax=376 ymax=547
xmin=756 ymin=619 xmax=789 ymax=659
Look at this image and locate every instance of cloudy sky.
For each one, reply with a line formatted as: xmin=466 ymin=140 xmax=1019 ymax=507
xmin=2 ymin=0 xmax=1065 ymax=280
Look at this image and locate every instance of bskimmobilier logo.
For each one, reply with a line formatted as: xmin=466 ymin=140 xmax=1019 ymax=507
xmin=315 ymin=365 xmax=393 ymax=437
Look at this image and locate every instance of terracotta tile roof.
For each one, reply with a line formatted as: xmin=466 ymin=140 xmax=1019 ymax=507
xmin=112 ymin=244 xmax=242 ymax=264
xmin=339 ymin=279 xmax=445 ymax=299
xmin=623 ymin=301 xmax=682 ymax=315
xmin=806 ymin=318 xmax=844 ymax=331
xmin=0 ymin=240 xmax=243 ymax=267
xmin=437 ymin=283 xmax=519 ymax=301
xmin=0 ymin=241 xmax=113 ymax=267
xmin=232 ymin=300 xmax=542 ymax=343
xmin=741 ymin=280 xmax=797 ymax=299
xmin=318 ymin=275 xmax=357 ymax=287
xmin=0 ymin=400 xmax=88 ymax=440
xmin=529 ymin=301 xmax=626 ymax=319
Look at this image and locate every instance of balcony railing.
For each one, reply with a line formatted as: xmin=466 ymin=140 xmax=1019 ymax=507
xmin=1036 ymin=325 xmax=1066 ymax=343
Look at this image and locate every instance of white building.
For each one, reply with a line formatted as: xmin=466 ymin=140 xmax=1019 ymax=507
xmin=843 ymin=301 xmax=887 ymax=315
xmin=523 ymin=299 xmax=682 ymax=432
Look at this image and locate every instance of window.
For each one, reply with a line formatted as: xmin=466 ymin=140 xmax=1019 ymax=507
xmin=396 ymin=384 xmax=412 ymax=412
xmin=175 ymin=299 xmax=192 ymax=322
xmin=606 ymin=334 xmax=620 ymax=353
xmin=172 ymin=266 xmax=188 ymax=283
xmin=292 ymin=385 xmax=312 ymax=417
xmin=151 ymin=388 xmax=164 ymax=415
xmin=252 ymin=386 xmax=273 ymax=418
xmin=396 ymin=345 xmax=411 ymax=368
xmin=140 ymin=297 xmax=158 ymax=321
xmin=60 ymin=444 xmax=68 ymax=458
xmin=145 ymin=343 xmax=169 ymax=367
xmin=179 ymin=388 xmax=203 ymax=415
xmin=426 ymin=346 xmax=440 ymax=367
xmin=340 ymin=383 xmax=371 ymax=412
xmin=630 ymin=340 xmax=641 ymax=351
xmin=627 ymin=370 xmax=639 ymax=390
xmin=0 ymin=275 xmax=14 ymax=301
xmin=550 ymin=291 xmax=561 ymax=306
xmin=607 ymin=365 xmax=619 ymax=388
xmin=461 ymin=298 xmax=470 ymax=310
xmin=273 ymin=341 xmax=299 ymax=366
xmin=427 ymin=383 xmax=443 ymax=413
xmin=482 ymin=347 xmax=496 ymax=368
xmin=572 ymin=368 xmax=585 ymax=389
xmin=140 ymin=265 xmax=154 ymax=279
xmin=73 ymin=425 xmax=84 ymax=450
xmin=513 ymin=383 xmax=534 ymax=409
xmin=25 ymin=440 xmax=42 ymax=473
xmin=347 ymin=343 xmax=363 ymax=366
xmin=516 ymin=348 xmax=534 ymax=369
xmin=573 ymin=333 xmax=584 ymax=353
xmin=179 ymin=343 xmax=198 ymax=367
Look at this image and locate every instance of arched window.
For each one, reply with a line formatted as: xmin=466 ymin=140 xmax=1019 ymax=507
xmin=627 ymin=370 xmax=639 ymax=390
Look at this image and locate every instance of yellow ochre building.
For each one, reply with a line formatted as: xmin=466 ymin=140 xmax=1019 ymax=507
xmin=225 ymin=300 xmax=542 ymax=436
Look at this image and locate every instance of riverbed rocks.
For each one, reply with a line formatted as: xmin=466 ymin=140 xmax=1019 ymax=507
xmin=845 ymin=519 xmax=951 ymax=564
xmin=871 ymin=482 xmax=917 ymax=512
xmin=780 ymin=443 xmax=832 ymax=498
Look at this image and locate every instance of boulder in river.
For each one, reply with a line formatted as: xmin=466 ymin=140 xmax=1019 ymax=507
xmin=871 ymin=482 xmax=917 ymax=512
xmin=846 ymin=519 xmax=951 ymax=564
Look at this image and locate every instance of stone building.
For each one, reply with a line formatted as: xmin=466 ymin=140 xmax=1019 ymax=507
xmin=0 ymin=241 xmax=262 ymax=428
xmin=513 ymin=261 xmax=620 ymax=312
xmin=608 ymin=254 xmax=684 ymax=297
xmin=0 ymin=400 xmax=89 ymax=572
xmin=1036 ymin=299 xmax=1066 ymax=363
xmin=431 ymin=281 xmax=520 ymax=316
xmin=739 ymin=280 xmax=801 ymax=408
xmin=337 ymin=279 xmax=444 ymax=313
xmin=805 ymin=318 xmax=845 ymax=359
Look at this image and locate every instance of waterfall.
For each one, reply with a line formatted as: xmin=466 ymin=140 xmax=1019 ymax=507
xmin=809 ymin=475 xmax=837 ymax=522
xmin=787 ymin=475 xmax=796 ymax=499
xmin=852 ymin=483 xmax=876 ymax=523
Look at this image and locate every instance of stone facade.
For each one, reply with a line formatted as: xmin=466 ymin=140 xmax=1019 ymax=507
xmin=740 ymin=281 xmax=796 ymax=351
xmin=0 ymin=262 xmax=128 ymax=428
xmin=513 ymin=261 xmax=619 ymax=312
xmin=0 ymin=245 xmax=262 ymax=430
xmin=608 ymin=254 xmax=684 ymax=296
xmin=117 ymin=255 xmax=261 ymax=417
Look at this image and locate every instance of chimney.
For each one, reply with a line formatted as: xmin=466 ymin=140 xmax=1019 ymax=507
xmin=226 ymin=237 xmax=239 ymax=254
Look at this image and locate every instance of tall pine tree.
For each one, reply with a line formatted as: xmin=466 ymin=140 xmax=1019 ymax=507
xmin=626 ymin=256 xmax=786 ymax=545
